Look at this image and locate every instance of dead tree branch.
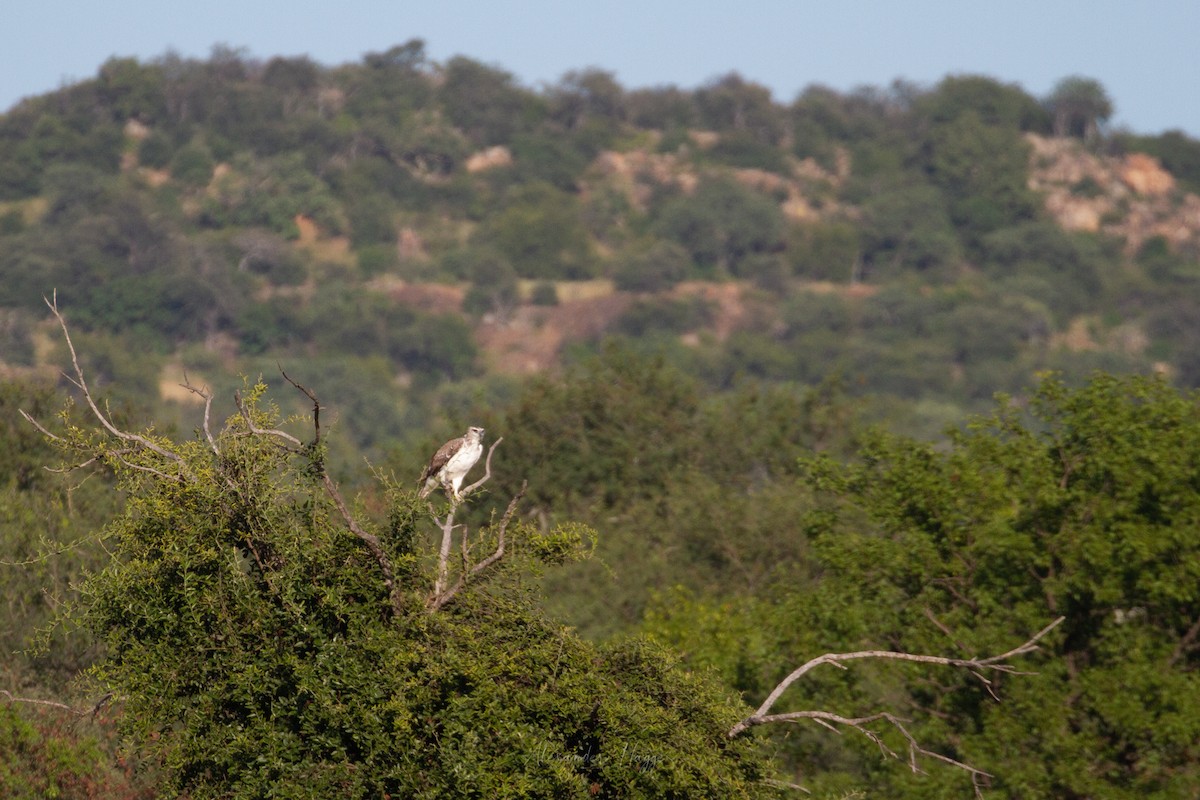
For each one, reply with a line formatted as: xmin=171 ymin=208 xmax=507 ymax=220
xmin=32 ymin=292 xmax=189 ymax=477
xmin=728 ymin=617 xmax=1065 ymax=790
xmin=430 ymin=481 xmax=527 ymax=611
xmin=276 ymin=369 xmax=404 ymax=618
xmin=181 ymin=373 xmax=218 ymax=456
xmin=731 ymin=616 xmax=1064 ymax=738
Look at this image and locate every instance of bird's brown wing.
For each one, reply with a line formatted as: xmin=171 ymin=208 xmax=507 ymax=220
xmin=419 ymin=436 xmax=463 ymax=483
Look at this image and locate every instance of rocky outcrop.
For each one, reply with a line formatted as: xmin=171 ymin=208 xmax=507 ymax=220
xmin=1027 ymin=133 xmax=1200 ymax=253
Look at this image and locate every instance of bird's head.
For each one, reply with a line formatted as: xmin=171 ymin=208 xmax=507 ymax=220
xmin=466 ymin=425 xmax=485 ymax=442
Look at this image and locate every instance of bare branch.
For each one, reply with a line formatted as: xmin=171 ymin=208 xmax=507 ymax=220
xmin=747 ymin=709 xmax=991 ymax=797
xmin=720 ymin=618 xmax=1060 ymax=786
xmin=18 ymin=408 xmax=65 ymax=443
xmin=279 ymin=367 xmax=322 ymax=448
xmin=1 ymin=689 xmax=113 ymax=721
xmin=431 ymin=507 xmax=458 ymax=599
xmin=460 ymin=437 xmax=504 ymax=499
xmin=428 ymin=437 xmax=505 ymax=603
xmin=35 ymin=292 xmax=188 ymax=475
xmin=181 ymin=373 xmax=219 ymax=456
xmin=761 ymin=778 xmax=811 ymax=794
xmin=430 ymin=482 xmax=527 ymax=611
xmin=1170 ymin=614 xmax=1200 ymax=667
xmin=233 ymin=390 xmax=302 ymax=449
xmin=320 ymin=472 xmax=403 ymax=617
xmin=729 ymin=617 xmax=1064 ymax=739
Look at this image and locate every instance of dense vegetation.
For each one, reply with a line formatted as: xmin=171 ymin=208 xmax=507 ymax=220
xmin=3 ymin=41 xmax=1200 ymax=797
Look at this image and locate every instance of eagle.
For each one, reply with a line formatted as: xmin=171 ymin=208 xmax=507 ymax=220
xmin=419 ymin=426 xmax=485 ymax=501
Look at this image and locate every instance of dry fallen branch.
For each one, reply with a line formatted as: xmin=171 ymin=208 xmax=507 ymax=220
xmin=2 ymin=689 xmax=114 ymax=722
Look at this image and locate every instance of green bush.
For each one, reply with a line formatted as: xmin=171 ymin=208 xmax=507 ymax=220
xmin=28 ymin=376 xmax=776 ymax=799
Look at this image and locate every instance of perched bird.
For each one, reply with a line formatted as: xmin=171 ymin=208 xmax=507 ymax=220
xmin=419 ymin=426 xmax=485 ymax=500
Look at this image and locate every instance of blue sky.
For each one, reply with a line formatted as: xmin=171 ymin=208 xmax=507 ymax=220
xmin=6 ymin=1 xmax=1199 ymax=136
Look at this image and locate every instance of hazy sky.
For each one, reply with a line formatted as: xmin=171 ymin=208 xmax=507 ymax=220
xmin=6 ymin=1 xmax=1199 ymax=136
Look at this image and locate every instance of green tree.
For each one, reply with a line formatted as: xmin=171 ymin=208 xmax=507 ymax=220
xmin=856 ymin=179 xmax=961 ymax=278
xmin=922 ymin=111 xmax=1040 ymax=240
xmin=654 ymin=177 xmax=785 ymax=277
xmin=915 ymin=74 xmax=1048 ymax=131
xmin=694 ymin=73 xmax=786 ymax=144
xmin=785 ymin=374 xmax=1200 ymax=796
xmin=472 ymin=182 xmax=594 ymax=279
xmin=1045 ymin=75 xmax=1113 ymax=141
xmin=19 ymin=315 xmax=777 ymax=799
xmin=439 ymin=57 xmax=541 ymax=146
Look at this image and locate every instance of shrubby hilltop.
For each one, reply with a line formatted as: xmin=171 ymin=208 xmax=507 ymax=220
xmin=0 ymin=41 xmax=1198 ymax=444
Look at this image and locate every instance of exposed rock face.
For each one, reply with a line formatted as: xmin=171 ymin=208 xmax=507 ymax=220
xmin=1027 ymin=133 xmax=1200 ymax=253
xmin=1120 ymin=153 xmax=1175 ymax=196
xmin=465 ymin=146 xmax=513 ymax=173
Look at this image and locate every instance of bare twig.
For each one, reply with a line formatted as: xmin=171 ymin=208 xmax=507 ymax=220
xmin=233 ymin=390 xmax=303 ymax=449
xmin=321 ymin=471 xmax=403 ymax=616
xmin=1170 ymin=614 xmax=1200 ymax=667
xmin=279 ymin=367 xmax=321 ymax=447
xmin=727 ymin=619 xmax=1064 ymax=795
xmin=181 ymin=373 xmax=219 ymax=456
xmin=280 ymin=372 xmax=403 ymax=617
xmin=760 ymin=778 xmax=811 ymax=794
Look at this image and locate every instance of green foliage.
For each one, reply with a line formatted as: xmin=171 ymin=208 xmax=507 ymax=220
xmin=201 ymin=152 xmax=345 ymax=236
xmin=922 ymin=111 xmax=1040 ymax=240
xmin=694 ymin=73 xmax=786 ymax=144
xmin=135 ymin=130 xmax=174 ymax=169
xmin=439 ymin=57 xmax=542 ymax=147
xmin=612 ymin=295 xmax=714 ymax=338
xmin=487 ymin=345 xmax=703 ymax=511
xmin=785 ymin=221 xmax=860 ymax=281
xmin=915 ymin=74 xmax=1050 ymax=131
xmin=856 ymin=179 xmax=961 ymax=277
xmin=611 ymin=240 xmax=692 ymax=292
xmin=459 ymin=247 xmax=520 ymax=316
xmin=785 ymin=374 xmax=1200 ymax=796
xmin=654 ymin=177 xmax=785 ymax=277
xmin=979 ymin=222 xmax=1113 ymax=321
xmin=169 ymin=141 xmax=216 ymax=186
xmin=0 ymin=705 xmax=153 ymax=800
xmin=1045 ymin=75 xmax=1113 ymax=140
xmin=473 ymin=182 xmax=594 ymax=279
xmin=28 ymin=379 xmax=775 ymax=799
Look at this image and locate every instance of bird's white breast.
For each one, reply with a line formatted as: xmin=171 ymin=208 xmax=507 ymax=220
xmin=442 ymin=440 xmax=482 ymax=478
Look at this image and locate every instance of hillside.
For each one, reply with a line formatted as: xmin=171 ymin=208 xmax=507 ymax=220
xmin=4 ymin=45 xmax=1200 ymax=799
xmin=1 ymin=45 xmax=1199 ymax=446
